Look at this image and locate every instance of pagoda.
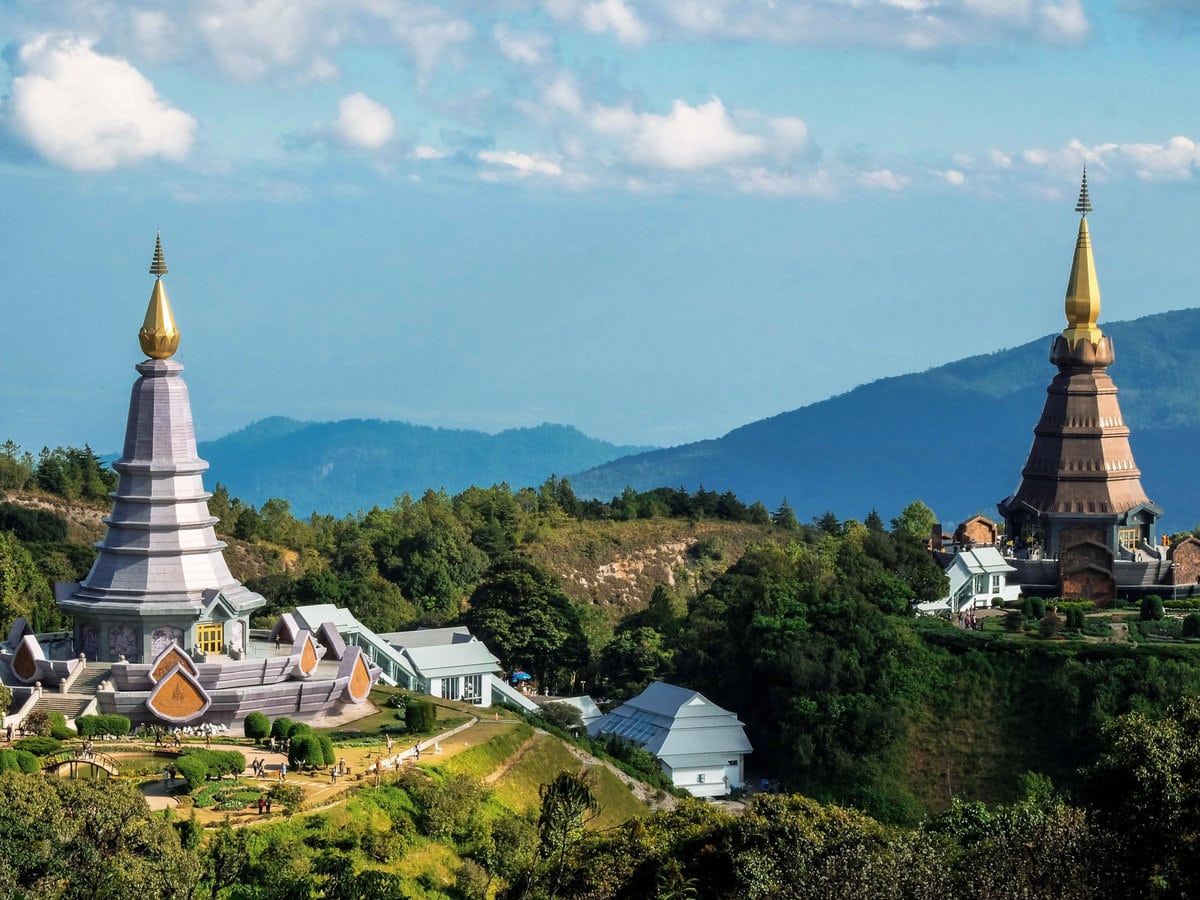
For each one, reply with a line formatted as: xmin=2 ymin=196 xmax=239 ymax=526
xmin=998 ymin=171 xmax=1162 ymax=601
xmin=29 ymin=236 xmax=380 ymax=726
xmin=56 ymin=235 xmax=267 ymax=662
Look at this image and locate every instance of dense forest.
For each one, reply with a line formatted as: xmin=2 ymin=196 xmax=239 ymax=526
xmin=7 ymin=440 xmax=1200 ymax=896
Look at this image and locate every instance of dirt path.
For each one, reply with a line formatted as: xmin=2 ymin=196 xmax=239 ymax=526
xmin=483 ymin=732 xmax=540 ymax=785
xmin=559 ymin=738 xmax=678 ymax=812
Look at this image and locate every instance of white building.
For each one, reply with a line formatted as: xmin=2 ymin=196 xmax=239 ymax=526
xmin=918 ymin=546 xmax=1020 ymax=615
xmin=291 ymin=607 xmax=503 ymax=707
xmin=377 ymin=626 xmax=502 ymax=706
xmin=588 ymin=681 xmax=752 ymax=798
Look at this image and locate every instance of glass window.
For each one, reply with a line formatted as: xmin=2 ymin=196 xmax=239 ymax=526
xmin=974 ymin=574 xmax=988 ymax=594
xmin=463 ymin=674 xmax=483 ymax=703
xmin=441 ymin=677 xmax=460 ymax=701
xmin=992 ymin=574 xmax=1002 ymax=592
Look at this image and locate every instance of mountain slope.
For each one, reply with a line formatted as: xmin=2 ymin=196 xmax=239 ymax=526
xmin=198 ymin=418 xmax=652 ymax=514
xmin=570 ymin=307 xmax=1200 ymax=531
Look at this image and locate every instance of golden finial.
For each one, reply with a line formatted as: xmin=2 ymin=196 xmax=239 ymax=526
xmin=1062 ymin=171 xmax=1102 ymax=348
xmin=138 ymin=233 xmax=180 ymax=359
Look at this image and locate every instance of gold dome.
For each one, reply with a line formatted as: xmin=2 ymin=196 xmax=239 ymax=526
xmin=1062 ymin=170 xmax=1102 ymax=349
xmin=138 ymin=234 xmax=180 ymax=359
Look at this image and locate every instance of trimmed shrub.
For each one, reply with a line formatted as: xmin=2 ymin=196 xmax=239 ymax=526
xmin=1040 ymin=610 xmax=1063 ymax=639
xmin=318 ymin=734 xmax=336 ymax=767
xmin=13 ymin=736 xmax=61 ymax=756
xmin=270 ymin=716 xmax=295 ymax=742
xmin=48 ymin=711 xmax=72 ymax=741
xmin=1183 ymin=613 xmax=1200 ymax=638
xmin=244 ymin=712 xmax=270 ymax=741
xmin=75 ymin=714 xmax=131 ymax=739
xmin=1003 ymin=611 xmax=1025 ymax=633
xmin=0 ymin=749 xmax=39 ymax=773
xmin=175 ymin=754 xmax=210 ymax=790
xmin=990 ymin=596 xmax=1004 ymax=608
xmin=1023 ymin=597 xmax=1046 ymax=620
xmin=176 ymin=749 xmax=247 ymax=789
xmin=289 ymin=733 xmax=322 ymax=769
xmin=405 ymin=699 xmax=437 ymax=734
xmin=1141 ymin=595 xmax=1166 ymax=621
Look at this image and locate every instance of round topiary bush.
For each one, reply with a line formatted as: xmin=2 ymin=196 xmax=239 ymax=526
xmin=1183 ymin=612 xmax=1200 ymax=638
xmin=244 ymin=712 xmax=270 ymax=741
xmin=1023 ymin=597 xmax=1046 ymax=621
xmin=1141 ymin=595 xmax=1166 ymax=621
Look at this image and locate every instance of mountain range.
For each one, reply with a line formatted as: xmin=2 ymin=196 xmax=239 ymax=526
xmin=198 ymin=307 xmax=1200 ymax=531
xmin=572 ymin=306 xmax=1200 ymax=532
xmin=196 ymin=419 xmax=651 ymax=515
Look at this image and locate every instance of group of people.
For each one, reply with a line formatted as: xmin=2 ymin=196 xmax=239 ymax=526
xmin=249 ymin=757 xmax=270 ymax=778
xmin=256 ymin=794 xmax=273 ymax=815
xmin=960 ymin=611 xmax=984 ymax=630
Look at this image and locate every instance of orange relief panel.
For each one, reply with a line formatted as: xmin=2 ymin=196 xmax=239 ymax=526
xmin=150 ymin=645 xmax=196 ymax=683
xmin=300 ymin=636 xmax=319 ymax=676
xmin=148 ymin=665 xmax=211 ymax=722
xmin=348 ymin=653 xmax=371 ymax=702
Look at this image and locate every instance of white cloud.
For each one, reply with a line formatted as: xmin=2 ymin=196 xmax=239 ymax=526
xmin=5 ymin=35 xmax=196 ymax=172
xmin=590 ymin=97 xmax=804 ymax=170
xmin=493 ymin=24 xmax=553 ymax=64
xmin=333 ymin=93 xmax=395 ymax=149
xmin=859 ymin=168 xmax=909 ymax=191
xmin=478 ymin=149 xmax=563 ymax=177
xmin=943 ymin=169 xmax=966 ymax=185
xmin=544 ymin=0 xmax=650 ymax=46
xmin=649 ymin=0 xmax=1089 ymax=49
xmin=410 ymin=144 xmax=449 ymax=160
xmin=975 ymin=136 xmax=1200 ymax=190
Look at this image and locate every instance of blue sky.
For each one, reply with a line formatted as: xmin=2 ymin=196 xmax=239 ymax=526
xmin=1 ymin=0 xmax=1198 ymax=455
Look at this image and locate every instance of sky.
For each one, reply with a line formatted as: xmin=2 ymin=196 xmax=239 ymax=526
xmin=1 ymin=0 xmax=1199 ymax=456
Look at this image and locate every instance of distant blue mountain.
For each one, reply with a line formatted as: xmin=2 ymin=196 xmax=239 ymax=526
xmin=197 ymin=418 xmax=653 ymax=514
xmin=569 ymin=307 xmax=1200 ymax=533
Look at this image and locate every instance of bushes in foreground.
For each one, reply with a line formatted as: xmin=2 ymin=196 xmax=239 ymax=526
xmin=75 ymin=714 xmax=130 ymax=739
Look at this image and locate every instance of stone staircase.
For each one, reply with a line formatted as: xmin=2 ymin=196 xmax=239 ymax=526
xmin=32 ymin=694 xmax=94 ymax=720
xmin=70 ymin=663 xmax=112 ymax=694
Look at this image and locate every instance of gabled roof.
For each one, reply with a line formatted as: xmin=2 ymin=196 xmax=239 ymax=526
xmin=293 ymin=604 xmax=362 ymax=632
xmin=402 ymin=641 xmax=501 ymax=679
xmin=951 ymin=546 xmax=1016 ymax=576
xmin=591 ymin=681 xmax=752 ymax=764
xmin=377 ymin=626 xmax=475 ymax=649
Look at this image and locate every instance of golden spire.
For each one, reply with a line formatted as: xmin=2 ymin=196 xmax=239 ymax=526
xmin=139 ymin=233 xmax=180 ymax=359
xmin=1062 ymin=168 xmax=1102 ymax=348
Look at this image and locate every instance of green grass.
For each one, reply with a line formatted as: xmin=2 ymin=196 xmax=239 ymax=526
xmin=489 ymin=734 xmax=648 ymax=828
xmin=437 ymin=722 xmax=534 ymax=780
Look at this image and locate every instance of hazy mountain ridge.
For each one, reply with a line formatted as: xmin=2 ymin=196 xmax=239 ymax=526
xmin=570 ymin=307 xmax=1200 ymax=531
xmin=197 ymin=418 xmax=653 ymax=514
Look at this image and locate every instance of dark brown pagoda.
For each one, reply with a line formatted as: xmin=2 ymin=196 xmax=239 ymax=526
xmin=998 ymin=171 xmax=1161 ymax=601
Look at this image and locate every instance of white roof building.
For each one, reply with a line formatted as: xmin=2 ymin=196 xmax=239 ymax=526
xmin=589 ymin=681 xmax=752 ymax=798
xmin=378 ymin=626 xmax=502 ymax=706
xmin=291 ymin=608 xmax=503 ymax=706
xmin=917 ymin=545 xmax=1020 ymax=615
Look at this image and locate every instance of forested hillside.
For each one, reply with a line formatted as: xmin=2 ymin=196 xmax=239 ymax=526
xmin=572 ymin=306 xmax=1200 ymax=531
xmin=9 ymin=445 xmax=1200 ymax=894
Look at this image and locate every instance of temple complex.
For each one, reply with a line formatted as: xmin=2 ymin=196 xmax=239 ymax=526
xmin=2 ymin=237 xmax=381 ymax=727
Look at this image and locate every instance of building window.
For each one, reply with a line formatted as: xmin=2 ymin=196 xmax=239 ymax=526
xmin=463 ymin=674 xmax=483 ymax=703
xmin=196 ymin=623 xmax=223 ymax=654
xmin=992 ymin=574 xmax=1002 ymax=592
xmin=974 ymin=574 xmax=988 ymax=595
xmin=441 ymin=677 xmax=461 ymax=701
xmin=697 ymin=773 xmax=705 ymax=783
xmin=1119 ymin=528 xmax=1140 ymax=551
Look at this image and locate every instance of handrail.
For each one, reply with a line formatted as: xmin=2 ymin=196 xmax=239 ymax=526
xmin=41 ymin=747 xmax=120 ymax=776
